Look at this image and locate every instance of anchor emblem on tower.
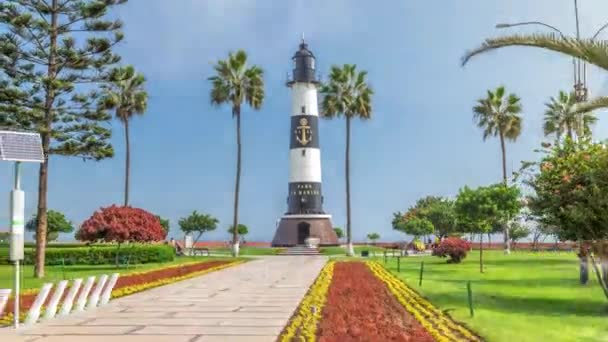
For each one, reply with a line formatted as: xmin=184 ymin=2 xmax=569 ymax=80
xmin=295 ymin=117 xmax=312 ymax=146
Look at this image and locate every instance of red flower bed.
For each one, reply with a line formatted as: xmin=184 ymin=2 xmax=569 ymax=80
xmin=113 ymin=261 xmax=227 ymax=289
xmin=1 ymin=260 xmax=231 ymax=323
xmin=317 ymin=262 xmax=434 ymax=342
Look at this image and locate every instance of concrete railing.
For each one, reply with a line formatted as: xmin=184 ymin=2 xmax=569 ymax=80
xmin=1 ymin=273 xmax=119 ymax=327
xmin=0 ymin=289 xmax=10 ymax=318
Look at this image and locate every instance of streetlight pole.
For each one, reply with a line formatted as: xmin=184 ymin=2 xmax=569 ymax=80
xmin=496 ymin=0 xmax=608 ymax=142
xmin=495 ymin=22 xmax=567 ymax=38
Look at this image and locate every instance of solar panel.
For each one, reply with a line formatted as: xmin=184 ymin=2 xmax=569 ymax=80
xmin=0 ymin=131 xmax=44 ymax=163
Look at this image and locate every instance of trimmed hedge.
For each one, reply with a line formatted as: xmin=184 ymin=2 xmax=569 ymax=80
xmin=1 ymin=244 xmax=175 ymax=265
xmin=0 ymin=242 xmax=107 ymax=249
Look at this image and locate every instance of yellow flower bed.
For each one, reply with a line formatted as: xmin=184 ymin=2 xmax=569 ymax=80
xmin=4 ymin=260 xmax=212 ymax=300
xmin=279 ymin=261 xmax=334 ymax=342
xmin=111 ymin=260 xmax=243 ymax=298
xmin=0 ymin=311 xmax=27 ymax=326
xmin=367 ymin=261 xmax=481 ymax=342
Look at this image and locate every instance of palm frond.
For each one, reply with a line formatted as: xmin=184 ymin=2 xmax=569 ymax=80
xmin=495 ymin=86 xmax=505 ymax=99
xmin=543 ymin=118 xmax=557 ymax=136
xmin=572 ymin=96 xmax=608 ymax=114
xmin=472 ymin=86 xmax=522 ymax=142
xmin=462 ymin=34 xmax=608 ymax=72
xmin=208 ymin=50 xmax=265 ymax=113
xmin=99 ymin=65 xmax=148 ymax=122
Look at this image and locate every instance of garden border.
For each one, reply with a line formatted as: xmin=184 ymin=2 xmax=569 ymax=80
xmin=0 ymin=259 xmax=243 ymax=326
xmin=367 ymin=261 xmax=482 ymax=342
xmin=278 ymin=261 xmax=334 ymax=341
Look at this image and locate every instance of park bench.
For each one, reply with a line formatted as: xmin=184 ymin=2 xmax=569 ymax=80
xmin=191 ymin=247 xmax=210 ymax=256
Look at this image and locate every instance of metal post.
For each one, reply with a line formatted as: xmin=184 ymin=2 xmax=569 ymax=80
xmin=397 ymin=256 xmax=401 ymax=272
xmin=13 ymin=261 xmax=19 ymax=328
xmin=13 ymin=162 xmax=21 ymax=329
xmin=467 ymin=281 xmax=474 ymax=317
xmin=0 ymin=131 xmax=44 ymax=327
xmin=419 ymin=261 xmax=424 ymax=287
xmin=14 ymin=162 xmax=21 ymax=189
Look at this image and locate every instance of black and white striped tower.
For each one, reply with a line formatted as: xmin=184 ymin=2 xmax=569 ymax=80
xmin=272 ymin=38 xmax=338 ymax=247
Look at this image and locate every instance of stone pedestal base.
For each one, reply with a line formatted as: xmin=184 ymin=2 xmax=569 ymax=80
xmin=272 ymin=215 xmax=338 ymax=247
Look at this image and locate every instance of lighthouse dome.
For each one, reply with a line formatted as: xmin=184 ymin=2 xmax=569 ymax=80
xmin=290 ymin=39 xmax=318 ymax=85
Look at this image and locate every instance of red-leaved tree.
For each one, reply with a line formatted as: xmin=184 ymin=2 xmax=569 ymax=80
xmin=432 ymin=237 xmax=472 ymax=264
xmin=77 ymin=205 xmax=166 ymax=243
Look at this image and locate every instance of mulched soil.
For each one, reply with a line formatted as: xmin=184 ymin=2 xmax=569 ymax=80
xmin=317 ymin=262 xmax=435 ymax=342
xmin=2 ymin=260 xmax=230 ymax=319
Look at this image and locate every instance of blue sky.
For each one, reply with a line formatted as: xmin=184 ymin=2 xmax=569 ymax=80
xmin=3 ymin=0 xmax=608 ymax=242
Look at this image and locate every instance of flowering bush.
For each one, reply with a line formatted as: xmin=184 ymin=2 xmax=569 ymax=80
xmin=413 ymin=239 xmax=425 ymax=251
xmin=76 ymin=205 xmax=166 ymax=243
xmin=432 ymin=237 xmax=471 ymax=264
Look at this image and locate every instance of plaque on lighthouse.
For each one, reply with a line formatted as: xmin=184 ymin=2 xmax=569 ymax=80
xmin=271 ymin=39 xmax=339 ymax=247
xmin=295 ymin=118 xmax=312 ymax=146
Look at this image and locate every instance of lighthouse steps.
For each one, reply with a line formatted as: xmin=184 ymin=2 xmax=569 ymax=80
xmin=279 ymin=245 xmax=321 ymax=256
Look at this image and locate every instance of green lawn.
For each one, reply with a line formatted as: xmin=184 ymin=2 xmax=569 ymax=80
xmin=320 ymin=245 xmax=389 ymax=256
xmin=376 ymin=250 xmax=608 ymax=342
xmin=0 ymin=256 xmax=238 ymax=290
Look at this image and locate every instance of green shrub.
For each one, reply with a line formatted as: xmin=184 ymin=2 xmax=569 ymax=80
xmin=1 ymin=242 xmax=107 ymax=249
xmin=1 ymin=244 xmax=174 ymax=265
xmin=0 ymin=247 xmax=9 ymax=264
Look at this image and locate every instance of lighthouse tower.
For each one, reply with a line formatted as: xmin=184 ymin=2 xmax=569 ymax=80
xmin=271 ymin=39 xmax=338 ymax=247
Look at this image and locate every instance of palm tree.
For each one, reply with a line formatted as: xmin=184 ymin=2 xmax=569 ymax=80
xmin=319 ymin=64 xmax=373 ymax=256
xmin=462 ymin=34 xmax=605 ymax=283
xmin=544 ymin=90 xmax=597 ymax=145
xmin=208 ymin=50 xmax=264 ymax=257
xmin=462 ymin=34 xmax=608 ymax=113
xmin=100 ymin=66 xmax=148 ymax=207
xmin=473 ymin=86 xmax=522 ymax=254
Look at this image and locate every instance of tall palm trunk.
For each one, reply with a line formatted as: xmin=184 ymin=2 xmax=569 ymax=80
xmin=499 ymin=132 xmax=511 ymax=255
xmin=124 ymin=119 xmax=130 ymax=206
xmin=346 ymin=116 xmax=354 ymax=256
xmin=232 ymin=106 xmax=241 ymax=257
xmin=35 ymin=1 xmax=58 ymax=278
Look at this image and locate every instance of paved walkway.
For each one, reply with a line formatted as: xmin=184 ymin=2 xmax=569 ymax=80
xmin=1 ymin=256 xmax=327 ymax=342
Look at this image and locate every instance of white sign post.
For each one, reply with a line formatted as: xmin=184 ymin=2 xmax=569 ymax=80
xmin=0 ymin=131 xmax=44 ymax=329
xmin=9 ymin=166 xmax=24 ymax=329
